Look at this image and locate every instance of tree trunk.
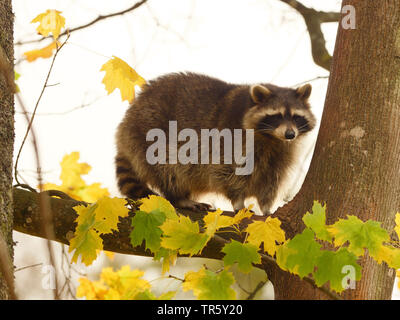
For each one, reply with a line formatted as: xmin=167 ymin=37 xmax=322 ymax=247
xmin=0 ymin=0 xmax=14 ymax=300
xmin=271 ymin=0 xmax=400 ymax=299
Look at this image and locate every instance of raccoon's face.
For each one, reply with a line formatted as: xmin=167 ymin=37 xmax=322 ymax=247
xmin=243 ymin=83 xmax=316 ymax=142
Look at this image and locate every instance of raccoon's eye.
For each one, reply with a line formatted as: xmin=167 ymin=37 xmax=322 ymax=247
xmin=259 ymin=114 xmax=283 ymax=128
xmin=293 ymin=115 xmax=309 ymax=131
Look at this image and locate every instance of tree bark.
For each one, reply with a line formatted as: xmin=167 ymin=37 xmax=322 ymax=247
xmin=0 ymin=0 xmax=14 ymax=300
xmin=271 ymin=0 xmax=400 ymax=299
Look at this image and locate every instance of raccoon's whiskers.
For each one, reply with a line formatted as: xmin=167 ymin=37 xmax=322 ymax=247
xmin=255 ymin=128 xmax=271 ymax=133
xmin=256 ymin=125 xmax=274 ymax=131
xmin=297 ymin=124 xmax=310 ymax=132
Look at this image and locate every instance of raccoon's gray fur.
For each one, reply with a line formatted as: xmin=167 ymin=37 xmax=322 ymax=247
xmin=115 ymin=72 xmax=316 ymax=214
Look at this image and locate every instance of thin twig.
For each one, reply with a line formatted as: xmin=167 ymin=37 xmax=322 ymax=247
xmin=45 ymin=82 xmax=60 ymax=87
xmin=13 ymin=183 xmax=37 ymax=193
xmin=168 ymin=274 xmax=184 ymax=282
xmin=14 ymin=34 xmax=70 ymax=185
xmin=59 ymin=245 xmax=78 ymax=299
xmin=15 ymin=0 xmax=148 ymax=46
xmin=291 ymin=76 xmax=329 ymax=88
xmin=15 ymin=263 xmax=43 ymax=272
xmin=246 ymin=280 xmax=267 ymax=300
xmin=145 ymin=4 xmax=191 ymax=47
xmin=15 ymin=91 xmax=61 ymax=300
xmin=40 ymin=190 xmax=77 ymax=201
xmin=15 ymin=96 xmax=103 ymax=117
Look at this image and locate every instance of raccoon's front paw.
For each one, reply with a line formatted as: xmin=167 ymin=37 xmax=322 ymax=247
xmin=175 ymin=199 xmax=213 ymax=212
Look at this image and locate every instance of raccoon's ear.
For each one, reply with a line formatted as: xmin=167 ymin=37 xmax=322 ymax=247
xmin=296 ymin=84 xmax=312 ymax=100
xmin=250 ymin=85 xmax=272 ymax=104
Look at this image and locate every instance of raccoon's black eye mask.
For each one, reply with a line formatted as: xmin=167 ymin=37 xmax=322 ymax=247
xmin=293 ymin=115 xmax=310 ymax=132
xmin=257 ymin=114 xmax=283 ymax=130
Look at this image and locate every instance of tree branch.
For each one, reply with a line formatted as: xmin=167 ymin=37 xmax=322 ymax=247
xmin=278 ymin=0 xmax=340 ymax=71
xmin=12 ymin=187 xmax=341 ymax=300
xmin=14 ymin=0 xmax=148 ymax=46
xmin=12 ymin=188 xmax=250 ymax=259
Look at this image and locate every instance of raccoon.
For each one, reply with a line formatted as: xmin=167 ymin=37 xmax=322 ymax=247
xmin=115 ymin=72 xmax=316 ymax=215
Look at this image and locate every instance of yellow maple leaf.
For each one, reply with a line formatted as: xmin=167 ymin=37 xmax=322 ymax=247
xmin=245 ymin=217 xmax=286 ymax=256
xmin=31 ymin=10 xmax=65 ymax=40
xmin=77 ymin=266 xmax=151 ymax=300
xmin=203 ymin=209 xmax=233 ymax=236
xmin=23 ymin=41 xmax=60 ymax=62
xmin=59 ymin=151 xmax=90 ymax=187
xmin=182 ymin=267 xmax=207 ymax=297
xmin=372 ymin=244 xmax=400 ymax=269
xmin=76 ymin=278 xmax=108 ymax=300
xmin=41 ymin=152 xmax=109 ymax=202
xmin=69 ymin=197 xmax=129 ymax=265
xmin=102 ymin=266 xmax=151 ymax=300
xmin=203 ymin=206 xmax=254 ymax=236
xmin=232 ymin=205 xmax=254 ymax=224
xmin=92 ymin=196 xmax=129 ymax=233
xmin=75 ymin=183 xmax=110 ymax=203
xmin=100 ymin=56 xmax=146 ymax=103
xmin=160 ymin=215 xmax=210 ymax=256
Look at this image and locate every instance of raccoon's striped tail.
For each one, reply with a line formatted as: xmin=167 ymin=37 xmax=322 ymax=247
xmin=115 ymin=155 xmax=156 ymax=200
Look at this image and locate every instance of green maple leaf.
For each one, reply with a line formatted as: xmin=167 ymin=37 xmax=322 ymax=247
xmin=131 ymin=195 xmax=181 ymax=271
xmin=329 ymin=215 xmax=389 ymax=257
xmin=130 ymin=210 xmax=165 ymax=252
xmin=221 ymin=240 xmax=261 ymax=273
xmin=160 ymin=215 xmax=210 ymax=256
xmin=69 ymin=197 xmax=129 ymax=266
xmin=183 ymin=267 xmax=236 ymax=300
xmin=314 ymin=248 xmax=362 ymax=293
xmin=302 ymin=201 xmax=332 ymax=242
xmin=69 ymin=204 xmax=103 ymax=266
xmin=276 ymin=228 xmax=322 ymax=278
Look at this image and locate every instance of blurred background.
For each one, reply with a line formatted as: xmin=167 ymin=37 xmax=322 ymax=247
xmin=12 ymin=0 xmax=397 ymax=300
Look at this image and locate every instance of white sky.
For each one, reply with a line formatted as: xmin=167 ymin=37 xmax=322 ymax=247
xmin=12 ymin=0 xmax=399 ymax=300
xmin=13 ymin=0 xmax=340 ymax=195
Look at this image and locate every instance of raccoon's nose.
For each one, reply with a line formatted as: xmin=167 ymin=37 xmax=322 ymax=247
xmin=285 ymin=129 xmax=296 ymax=140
